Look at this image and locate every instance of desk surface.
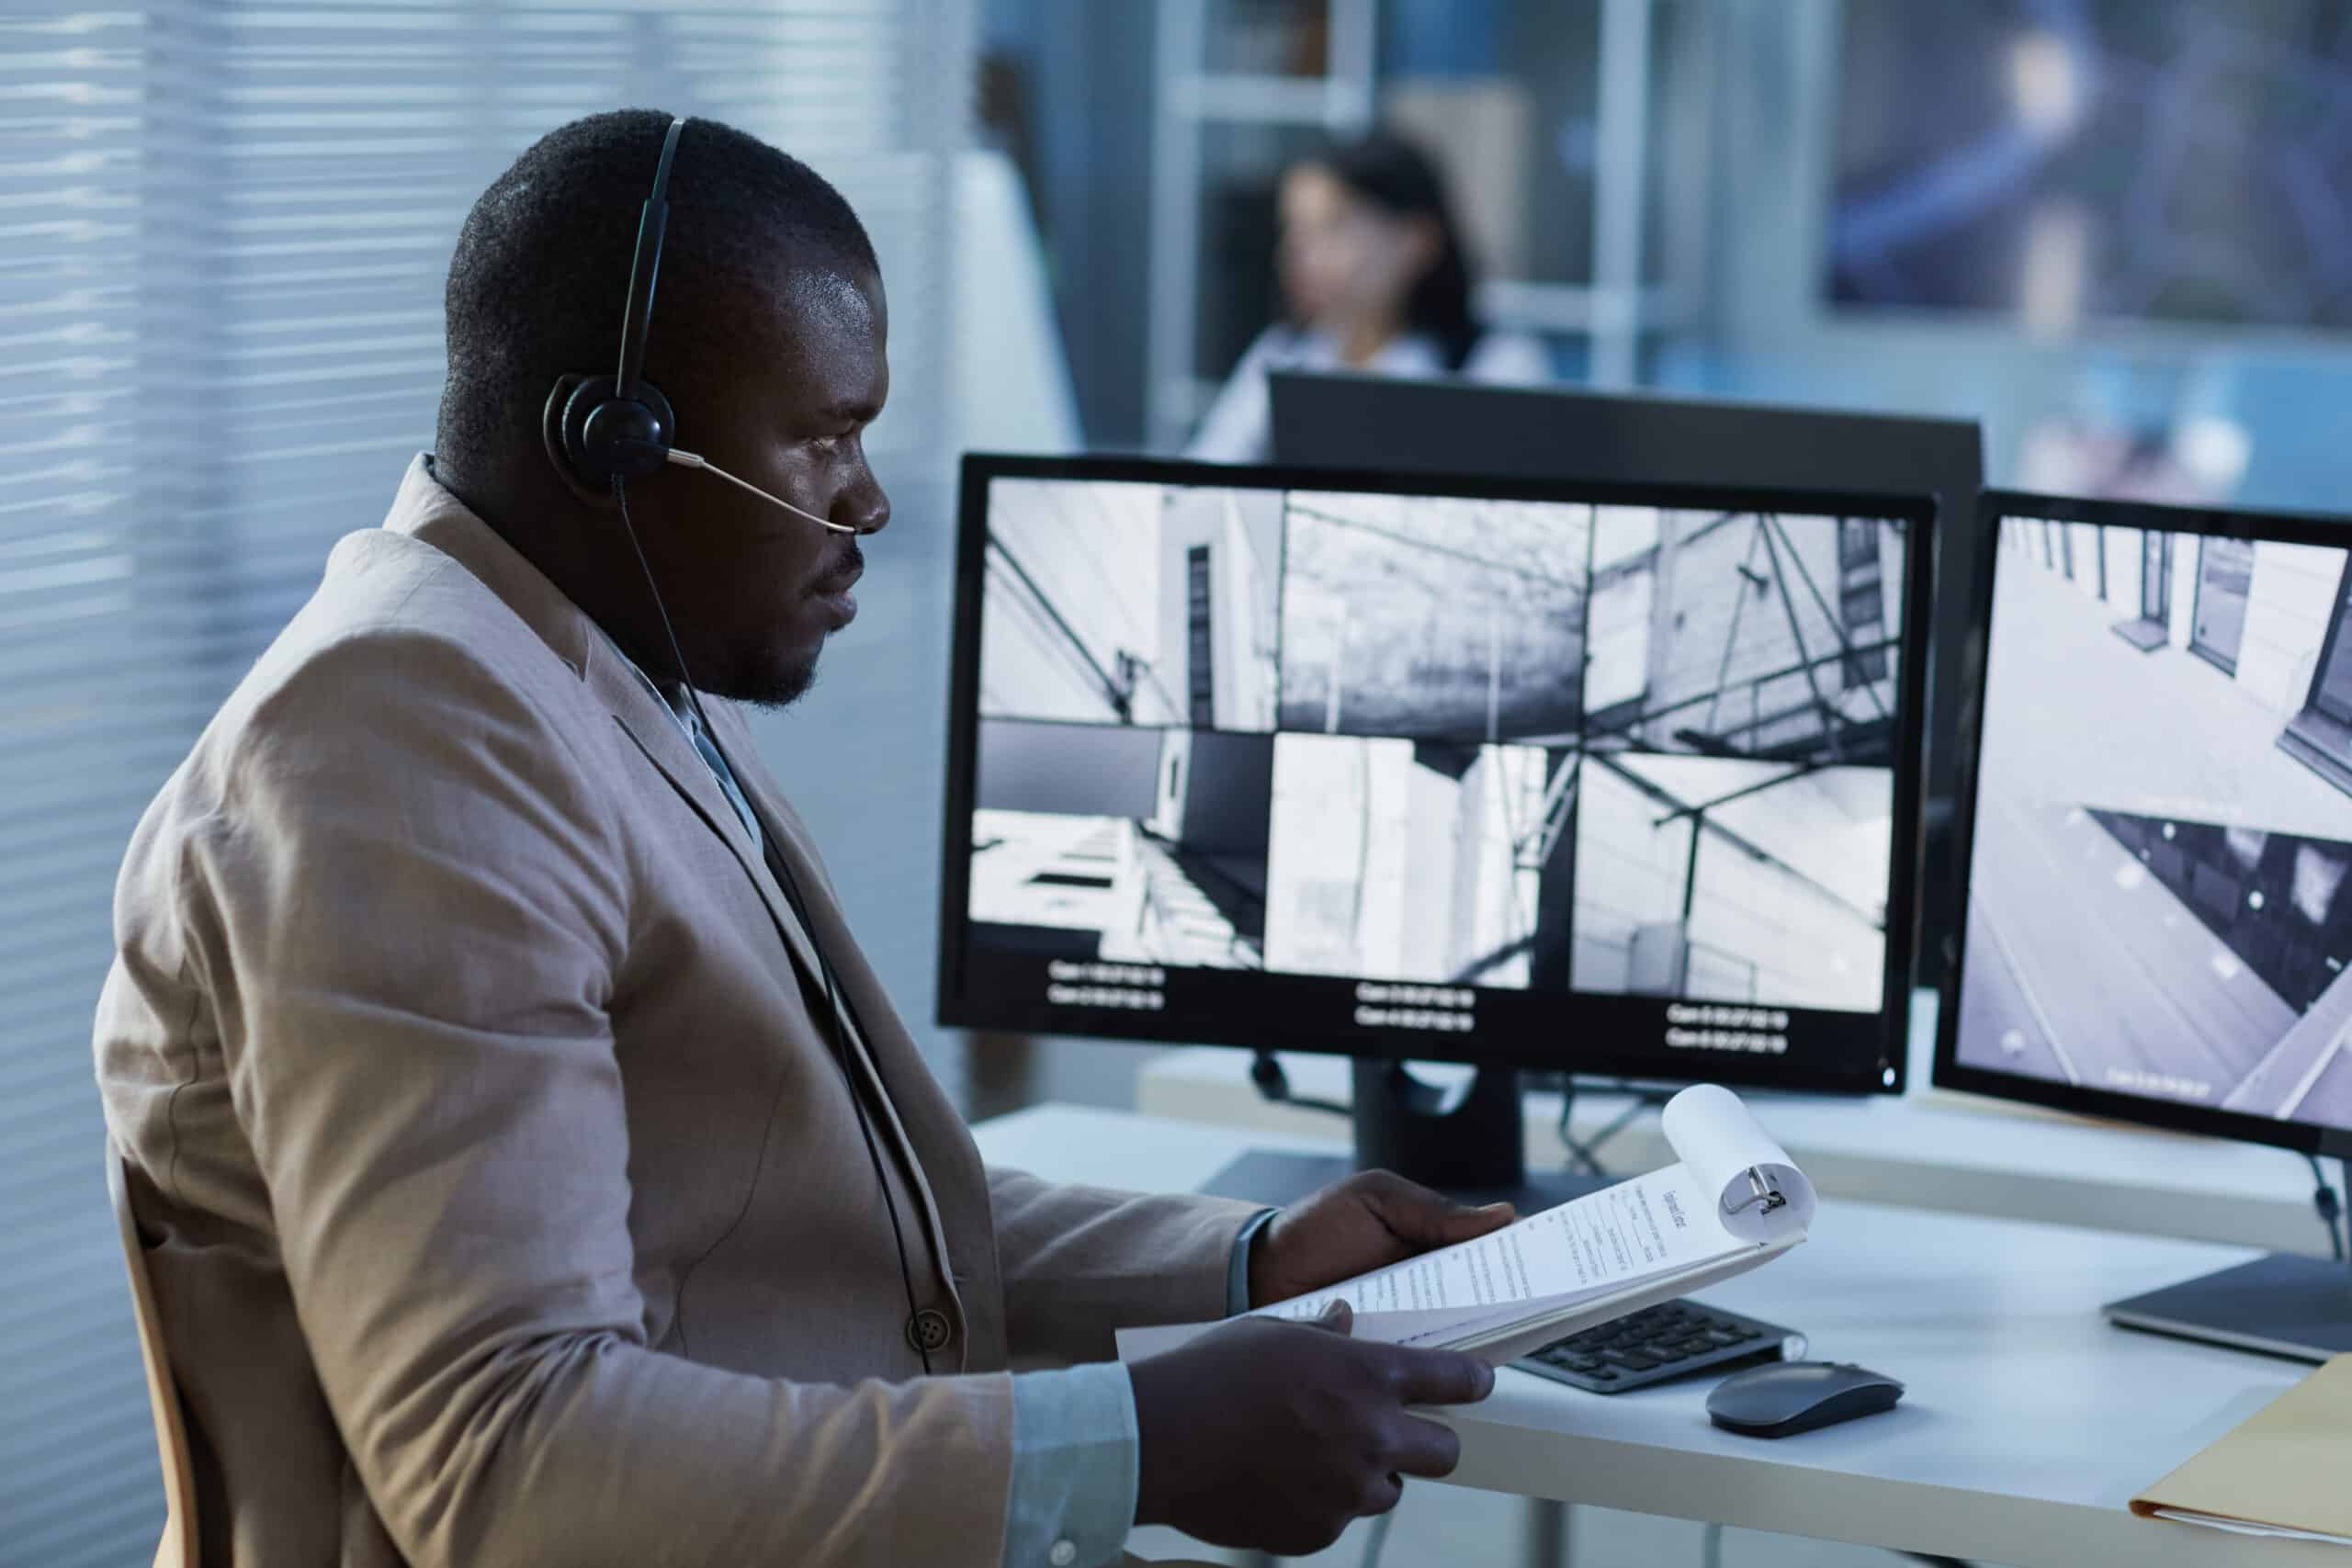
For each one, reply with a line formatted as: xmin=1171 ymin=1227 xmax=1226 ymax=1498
xmin=975 ymin=1102 xmax=2335 ymax=1568
xmin=1134 ymin=1024 xmax=2338 ymax=1258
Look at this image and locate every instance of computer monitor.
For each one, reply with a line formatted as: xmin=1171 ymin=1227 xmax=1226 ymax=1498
xmin=1939 ymin=489 xmax=2352 ymax=1360
xmin=1267 ymin=371 xmax=1984 ymax=1009
xmin=940 ymin=453 xmax=1934 ymax=1201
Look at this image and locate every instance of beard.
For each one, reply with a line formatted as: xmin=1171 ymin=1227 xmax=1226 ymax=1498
xmin=706 ymin=643 xmax=821 ymax=710
xmin=695 ymin=542 xmax=860 ymax=709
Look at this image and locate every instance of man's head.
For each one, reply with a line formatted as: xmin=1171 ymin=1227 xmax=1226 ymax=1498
xmin=436 ymin=109 xmax=889 ymax=706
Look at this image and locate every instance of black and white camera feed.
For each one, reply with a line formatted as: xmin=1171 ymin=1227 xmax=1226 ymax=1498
xmin=1276 ymin=491 xmax=1589 ymax=742
xmin=1583 ymin=509 xmax=1906 ymax=768
xmin=1261 ymin=734 xmax=1576 ymax=989
xmin=1955 ymin=518 xmax=2352 ymax=1133
xmin=969 ymin=718 xmax=1273 ymax=970
xmin=978 ymin=477 xmax=1283 ymax=731
xmin=1571 ymin=751 xmax=1893 ymax=1012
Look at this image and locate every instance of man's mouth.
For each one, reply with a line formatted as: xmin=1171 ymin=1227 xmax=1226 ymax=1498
xmin=809 ymin=543 xmax=865 ymax=600
xmin=809 ymin=545 xmax=865 ymax=626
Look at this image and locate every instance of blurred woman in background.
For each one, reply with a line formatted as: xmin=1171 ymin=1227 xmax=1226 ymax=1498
xmin=1189 ymin=130 xmax=1550 ymax=462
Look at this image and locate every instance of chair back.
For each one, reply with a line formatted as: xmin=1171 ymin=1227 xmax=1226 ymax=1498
xmin=107 ymin=1146 xmax=200 ymax=1568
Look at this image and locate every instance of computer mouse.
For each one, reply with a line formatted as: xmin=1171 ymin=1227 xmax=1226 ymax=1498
xmin=1705 ymin=1360 xmax=1905 ymax=1438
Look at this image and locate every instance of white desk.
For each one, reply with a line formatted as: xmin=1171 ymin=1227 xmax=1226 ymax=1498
xmin=975 ymin=1102 xmax=2335 ymax=1568
xmin=1135 ymin=1028 xmax=2338 ymax=1258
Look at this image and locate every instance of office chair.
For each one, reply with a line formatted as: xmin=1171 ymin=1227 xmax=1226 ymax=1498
xmin=108 ymin=1146 xmax=200 ymax=1568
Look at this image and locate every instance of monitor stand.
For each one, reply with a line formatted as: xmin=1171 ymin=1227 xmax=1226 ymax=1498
xmin=1198 ymin=1059 xmax=1609 ymax=1213
xmin=2105 ymin=1253 xmax=2352 ymax=1363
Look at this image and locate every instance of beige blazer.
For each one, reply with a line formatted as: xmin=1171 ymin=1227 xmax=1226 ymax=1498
xmin=93 ymin=457 xmax=1258 ymax=1567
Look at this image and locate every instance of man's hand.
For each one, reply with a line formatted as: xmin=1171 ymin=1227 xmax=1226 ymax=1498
xmin=1127 ymin=1303 xmax=1494 ymax=1556
xmin=1249 ymin=1170 xmax=1515 ymax=1307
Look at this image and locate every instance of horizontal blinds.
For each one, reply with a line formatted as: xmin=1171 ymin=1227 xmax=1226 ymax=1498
xmin=0 ymin=5 xmax=970 ymax=1562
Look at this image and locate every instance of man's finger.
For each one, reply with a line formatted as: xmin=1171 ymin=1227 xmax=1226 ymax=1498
xmin=1384 ymin=1413 xmax=1465 ymax=1478
xmin=1386 ymin=1346 xmax=1496 ymax=1408
xmin=1308 ymin=1299 xmax=1354 ymax=1336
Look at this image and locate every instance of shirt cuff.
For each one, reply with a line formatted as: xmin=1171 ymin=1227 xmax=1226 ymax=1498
xmin=1002 ymin=1362 xmax=1139 ymax=1568
xmin=1226 ymin=1206 xmax=1280 ymax=1314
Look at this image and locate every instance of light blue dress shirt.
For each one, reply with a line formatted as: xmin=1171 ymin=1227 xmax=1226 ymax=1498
xmin=606 ymin=643 xmax=1284 ymax=1566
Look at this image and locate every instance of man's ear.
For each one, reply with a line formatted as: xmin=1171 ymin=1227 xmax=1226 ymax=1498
xmin=541 ymin=375 xmax=616 ymax=507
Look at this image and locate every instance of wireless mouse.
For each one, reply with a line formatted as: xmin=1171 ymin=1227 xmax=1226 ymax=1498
xmin=1705 ymin=1360 xmax=1905 ymax=1438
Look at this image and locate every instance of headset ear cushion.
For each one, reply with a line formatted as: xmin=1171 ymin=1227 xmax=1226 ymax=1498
xmin=560 ymin=375 xmax=678 ymax=484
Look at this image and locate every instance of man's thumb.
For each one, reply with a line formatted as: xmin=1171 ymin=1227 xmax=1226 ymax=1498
xmin=1313 ymin=1299 xmax=1354 ymax=1336
xmin=1444 ymin=1200 xmax=1517 ymax=1241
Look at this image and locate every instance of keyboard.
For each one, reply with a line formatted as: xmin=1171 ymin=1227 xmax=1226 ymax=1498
xmin=1513 ymin=1299 xmax=1807 ymax=1394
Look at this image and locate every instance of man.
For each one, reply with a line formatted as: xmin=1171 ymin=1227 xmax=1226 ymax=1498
xmin=94 ymin=110 xmax=1511 ymax=1567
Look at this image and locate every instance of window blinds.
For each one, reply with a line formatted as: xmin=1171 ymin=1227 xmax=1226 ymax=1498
xmin=0 ymin=6 xmax=973 ymax=1562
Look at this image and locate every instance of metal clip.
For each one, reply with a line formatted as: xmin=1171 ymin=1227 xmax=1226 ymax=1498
xmin=1723 ymin=1167 xmax=1787 ymax=1217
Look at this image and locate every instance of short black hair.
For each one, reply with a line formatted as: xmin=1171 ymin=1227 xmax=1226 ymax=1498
xmin=436 ymin=108 xmax=877 ymax=476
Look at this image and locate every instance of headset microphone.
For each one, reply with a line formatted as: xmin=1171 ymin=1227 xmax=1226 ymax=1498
xmin=664 ymin=449 xmax=861 ymax=534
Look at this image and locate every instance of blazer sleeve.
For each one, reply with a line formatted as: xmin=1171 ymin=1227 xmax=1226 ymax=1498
xmin=987 ymin=1167 xmax=1263 ymax=1364
xmin=184 ymin=629 xmax=1016 ymax=1568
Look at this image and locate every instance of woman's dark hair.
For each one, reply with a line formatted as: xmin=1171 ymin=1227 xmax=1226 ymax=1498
xmin=1304 ymin=131 xmax=1482 ymax=370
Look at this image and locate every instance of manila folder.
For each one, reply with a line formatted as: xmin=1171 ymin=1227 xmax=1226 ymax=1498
xmin=2130 ymin=1354 xmax=2352 ymax=1545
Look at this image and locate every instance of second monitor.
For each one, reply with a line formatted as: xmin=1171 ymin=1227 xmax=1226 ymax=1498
xmin=940 ymin=455 xmax=1935 ymax=1120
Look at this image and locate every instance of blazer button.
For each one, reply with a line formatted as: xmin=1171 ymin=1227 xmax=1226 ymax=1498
xmin=907 ymin=1308 xmax=953 ymax=1355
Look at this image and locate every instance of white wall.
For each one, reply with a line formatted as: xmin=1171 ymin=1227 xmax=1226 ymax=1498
xmin=1265 ymin=735 xmax=1412 ymax=976
xmin=1685 ymin=832 xmax=1884 ymax=1010
xmin=1264 ymin=738 xmax=1550 ymax=984
xmin=1571 ymin=755 xmax=1888 ymax=1010
xmin=2064 ymin=522 xmax=2104 ymax=598
xmin=2234 ymin=541 xmax=2340 ymax=718
xmin=1571 ymin=761 xmax=1696 ymax=992
xmin=2168 ymin=532 xmax=2199 ymax=647
xmin=1450 ymin=748 xmax=1544 ymax=985
xmin=1216 ymin=491 xmax=1281 ymax=730
xmin=1646 ymin=511 xmax=1887 ymax=752
xmin=1152 ymin=487 xmax=1279 ymax=731
xmin=980 ymin=478 xmax=1173 ymax=724
xmin=1399 ymin=760 xmax=1464 ymax=981
xmin=2102 ymin=526 xmax=2143 ymax=615
xmin=1146 ymin=727 xmax=1190 ymax=840
xmin=1586 ymin=563 xmax=1654 ymax=714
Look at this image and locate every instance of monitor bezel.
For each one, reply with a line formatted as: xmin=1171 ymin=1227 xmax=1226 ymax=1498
xmin=1934 ymin=487 xmax=2352 ymax=1159
xmin=938 ymin=452 xmax=1937 ymax=1097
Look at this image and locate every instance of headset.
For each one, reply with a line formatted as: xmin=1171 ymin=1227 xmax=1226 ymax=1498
xmin=558 ymin=116 xmax=933 ymax=1372
xmin=549 ymin=115 xmax=868 ymax=536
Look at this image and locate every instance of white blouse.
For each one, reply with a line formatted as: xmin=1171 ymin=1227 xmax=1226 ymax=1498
xmin=1185 ymin=322 xmax=1553 ymax=464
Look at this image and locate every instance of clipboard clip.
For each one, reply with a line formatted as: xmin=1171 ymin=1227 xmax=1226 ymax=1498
xmin=1723 ymin=1167 xmax=1788 ymax=1218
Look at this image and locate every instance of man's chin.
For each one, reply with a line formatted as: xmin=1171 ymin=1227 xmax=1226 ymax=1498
xmin=707 ymin=647 xmax=820 ymax=711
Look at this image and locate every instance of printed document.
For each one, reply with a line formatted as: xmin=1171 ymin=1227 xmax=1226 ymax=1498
xmin=1115 ymin=1084 xmax=1815 ymax=1366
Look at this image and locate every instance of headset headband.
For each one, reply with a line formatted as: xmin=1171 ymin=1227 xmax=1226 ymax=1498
xmin=615 ymin=116 xmax=686 ymax=400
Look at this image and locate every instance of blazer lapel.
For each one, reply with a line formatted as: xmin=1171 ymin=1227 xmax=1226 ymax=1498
xmin=582 ymin=642 xmax=833 ymax=989
xmin=703 ymin=702 xmax=979 ymax=1343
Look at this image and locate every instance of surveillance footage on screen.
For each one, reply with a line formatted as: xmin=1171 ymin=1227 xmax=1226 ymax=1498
xmin=971 ymin=718 xmax=1273 ymax=971
xmin=1953 ymin=518 xmax=2352 ymax=1134
xmin=1261 ymin=734 xmax=1567 ymax=990
xmin=1584 ymin=510 xmax=1906 ymax=768
xmin=977 ymin=478 xmax=1282 ymax=731
xmin=1571 ymin=751 xmax=1891 ymax=1013
xmin=965 ymin=478 xmax=1910 ymax=1023
xmin=1275 ymin=491 xmax=1588 ymax=742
